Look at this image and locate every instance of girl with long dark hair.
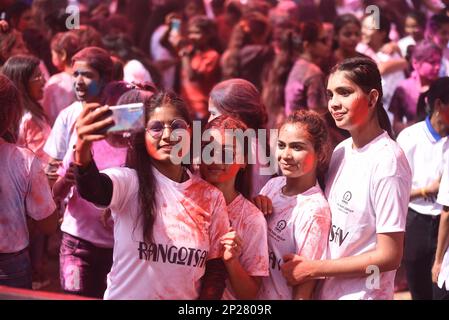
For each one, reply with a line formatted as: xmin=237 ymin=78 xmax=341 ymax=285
xmin=73 ymin=90 xmax=229 ymax=299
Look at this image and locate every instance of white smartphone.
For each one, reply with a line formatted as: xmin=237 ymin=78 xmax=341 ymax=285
xmin=102 ymin=103 xmax=145 ymax=134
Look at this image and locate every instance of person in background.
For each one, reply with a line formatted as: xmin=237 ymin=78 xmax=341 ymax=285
xmin=398 ymin=11 xmax=427 ymax=58
xmin=179 ymin=15 xmax=220 ymax=121
xmin=0 ymin=74 xmax=57 ymax=290
xmin=5 ymin=0 xmax=35 ymax=32
xmin=426 ymin=14 xmax=449 ymax=77
xmin=389 ymin=40 xmax=442 ymax=135
xmin=43 ymin=31 xmax=81 ymax=126
xmin=397 ymin=77 xmax=449 ymax=300
xmin=280 ymin=57 xmax=412 ymax=300
xmin=284 ymin=21 xmax=331 ymax=116
xmin=262 ymin=27 xmax=301 ymax=130
xmin=221 ymin=12 xmax=273 ymax=91
xmin=357 ymin=12 xmax=408 ymax=124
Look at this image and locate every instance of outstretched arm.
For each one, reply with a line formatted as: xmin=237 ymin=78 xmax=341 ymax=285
xmin=73 ymin=103 xmax=115 ymax=207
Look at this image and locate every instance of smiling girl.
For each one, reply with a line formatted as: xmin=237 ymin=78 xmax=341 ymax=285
xmin=255 ymin=110 xmax=332 ymax=300
xmin=1 ymin=55 xmax=50 ymax=167
xmin=73 ymin=90 xmax=230 ymax=299
xmin=281 ymin=57 xmax=412 ymax=300
xmin=200 ymin=115 xmax=269 ymax=300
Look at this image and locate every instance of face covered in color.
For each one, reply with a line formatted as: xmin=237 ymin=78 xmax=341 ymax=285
xmin=276 ymin=123 xmax=317 ymax=179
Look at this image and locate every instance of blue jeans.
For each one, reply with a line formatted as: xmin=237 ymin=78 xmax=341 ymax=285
xmin=59 ymin=233 xmax=113 ymax=298
xmin=0 ymin=248 xmax=32 ymax=289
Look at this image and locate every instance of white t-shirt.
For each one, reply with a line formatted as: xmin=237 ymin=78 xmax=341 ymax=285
xmin=436 ymin=159 xmax=449 ymax=290
xmin=102 ymin=167 xmax=230 ymax=300
xmin=58 ymin=141 xmax=128 ymax=248
xmin=257 ymin=177 xmax=331 ymax=300
xmin=397 ymin=120 xmax=448 ymax=216
xmin=44 ymin=101 xmax=83 ymax=160
xmin=398 ymin=35 xmax=415 ymax=58
xmin=42 ymin=71 xmax=76 ymax=126
xmin=222 ymin=194 xmax=269 ymax=300
xmin=318 ymin=132 xmax=412 ymax=300
xmin=18 ymin=112 xmax=51 ymax=167
xmin=0 ymin=138 xmax=56 ymax=253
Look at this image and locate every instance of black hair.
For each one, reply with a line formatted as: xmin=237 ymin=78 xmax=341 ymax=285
xmin=332 ymin=13 xmax=360 ymax=50
xmin=405 ymin=10 xmax=427 ymax=29
xmin=330 ymin=57 xmax=394 ymax=139
xmin=1 ymin=55 xmax=47 ymax=122
xmin=427 ymin=13 xmax=449 ymax=35
xmin=417 ymin=77 xmax=449 ymax=117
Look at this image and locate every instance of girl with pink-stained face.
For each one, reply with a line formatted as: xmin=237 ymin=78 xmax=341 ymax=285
xmin=278 ymin=57 xmax=412 ymax=300
xmin=254 ymin=110 xmax=332 ymax=300
xmin=397 ymin=77 xmax=449 ymax=300
xmin=200 ymin=115 xmax=269 ymax=300
xmin=71 ymin=90 xmax=231 ymax=300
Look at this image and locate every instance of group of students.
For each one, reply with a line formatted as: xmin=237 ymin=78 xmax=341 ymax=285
xmin=2 ymin=46 xmax=447 ymax=300
xmin=1 ymin=0 xmax=449 ymax=300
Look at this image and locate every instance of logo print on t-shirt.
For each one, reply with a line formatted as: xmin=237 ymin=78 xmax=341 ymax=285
xmin=275 ymin=220 xmax=287 ymax=233
xmin=342 ymin=191 xmax=352 ymax=204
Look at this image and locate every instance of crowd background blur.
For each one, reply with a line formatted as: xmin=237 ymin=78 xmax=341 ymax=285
xmin=1 ymin=0 xmax=449 ymax=300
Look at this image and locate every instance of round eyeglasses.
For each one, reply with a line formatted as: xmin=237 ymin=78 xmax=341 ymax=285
xmin=145 ymin=119 xmax=190 ymax=138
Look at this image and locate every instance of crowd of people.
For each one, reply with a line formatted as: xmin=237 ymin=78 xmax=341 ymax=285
xmin=1 ymin=0 xmax=449 ymax=300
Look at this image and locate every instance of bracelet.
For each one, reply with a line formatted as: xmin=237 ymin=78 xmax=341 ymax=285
xmin=420 ymin=188 xmax=427 ymax=198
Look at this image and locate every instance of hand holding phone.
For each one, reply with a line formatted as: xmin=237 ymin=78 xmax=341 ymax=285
xmin=170 ymin=18 xmax=181 ymax=34
xmin=169 ymin=18 xmax=182 ymax=48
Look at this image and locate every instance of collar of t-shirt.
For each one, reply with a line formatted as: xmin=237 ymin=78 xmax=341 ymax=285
xmin=425 ymin=116 xmax=442 ymax=142
xmin=152 ymin=166 xmax=193 ymax=189
xmin=279 ymin=179 xmax=322 ymax=199
xmin=350 ymin=131 xmax=388 ymax=154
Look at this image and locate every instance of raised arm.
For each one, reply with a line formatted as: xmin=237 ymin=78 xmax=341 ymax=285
xmin=73 ymin=103 xmax=115 ymax=207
